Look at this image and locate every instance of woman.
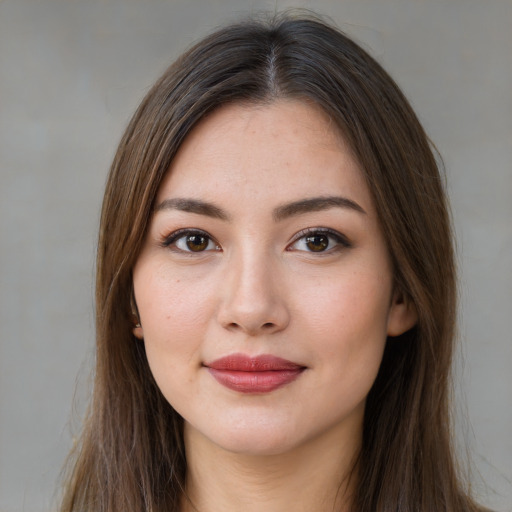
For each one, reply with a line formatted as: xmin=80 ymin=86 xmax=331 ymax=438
xmin=60 ymin=12 xmax=489 ymax=512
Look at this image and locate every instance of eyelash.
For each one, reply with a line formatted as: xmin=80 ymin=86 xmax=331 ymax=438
xmin=161 ymin=227 xmax=351 ymax=254
xmin=161 ymin=229 xmax=220 ymax=253
xmin=287 ymin=227 xmax=351 ymax=253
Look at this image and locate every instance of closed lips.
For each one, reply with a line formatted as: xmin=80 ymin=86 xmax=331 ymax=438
xmin=205 ymin=354 xmax=306 ymax=393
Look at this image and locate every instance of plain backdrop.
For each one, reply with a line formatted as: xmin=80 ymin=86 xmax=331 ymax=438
xmin=0 ymin=1 xmax=511 ymax=511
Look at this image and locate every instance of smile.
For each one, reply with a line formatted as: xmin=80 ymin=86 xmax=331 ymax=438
xmin=204 ymin=353 xmax=306 ymax=393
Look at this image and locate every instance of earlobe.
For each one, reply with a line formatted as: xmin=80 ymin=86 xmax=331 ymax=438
xmin=130 ymin=289 xmax=143 ymax=339
xmin=133 ymin=324 xmax=144 ymax=339
xmin=130 ymin=310 xmax=144 ymax=339
xmin=387 ymin=290 xmax=418 ymax=337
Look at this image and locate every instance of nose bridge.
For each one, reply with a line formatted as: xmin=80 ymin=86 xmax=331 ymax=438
xmin=218 ymin=242 xmax=288 ymax=335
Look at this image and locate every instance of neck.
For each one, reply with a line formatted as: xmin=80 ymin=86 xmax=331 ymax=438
xmin=180 ymin=424 xmax=359 ymax=512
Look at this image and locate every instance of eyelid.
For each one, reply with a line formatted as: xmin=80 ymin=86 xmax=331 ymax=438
xmin=161 ymin=228 xmax=220 ymax=251
xmin=287 ymin=227 xmax=351 ymax=252
xmin=160 ymin=227 xmax=350 ymax=253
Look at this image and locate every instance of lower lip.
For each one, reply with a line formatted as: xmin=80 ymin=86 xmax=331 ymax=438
xmin=207 ymin=368 xmax=304 ymax=393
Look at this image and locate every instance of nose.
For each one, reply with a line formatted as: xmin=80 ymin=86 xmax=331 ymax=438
xmin=216 ymin=251 xmax=290 ymax=336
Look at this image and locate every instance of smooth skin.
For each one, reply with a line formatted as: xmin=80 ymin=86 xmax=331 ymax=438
xmin=132 ymin=100 xmax=417 ymax=512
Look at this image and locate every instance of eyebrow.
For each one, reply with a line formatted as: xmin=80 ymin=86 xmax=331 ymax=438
xmin=154 ymin=195 xmax=366 ymax=222
xmin=154 ymin=198 xmax=230 ymax=221
xmin=272 ymin=196 xmax=366 ymax=221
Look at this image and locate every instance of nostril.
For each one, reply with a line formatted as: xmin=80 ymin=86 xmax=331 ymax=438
xmin=262 ymin=322 xmax=275 ymax=329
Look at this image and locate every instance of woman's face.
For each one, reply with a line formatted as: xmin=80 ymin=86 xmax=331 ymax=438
xmin=133 ymin=100 xmax=415 ymax=456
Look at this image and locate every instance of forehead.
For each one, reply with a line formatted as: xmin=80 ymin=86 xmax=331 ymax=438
xmin=157 ymin=100 xmax=373 ymax=214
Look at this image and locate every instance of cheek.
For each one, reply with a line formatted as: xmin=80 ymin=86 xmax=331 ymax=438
xmin=133 ymin=262 xmax=218 ymax=395
xmin=295 ymin=269 xmax=391 ymax=381
xmin=135 ymin=261 xmax=216 ymax=338
xmin=298 ymin=269 xmax=391 ymax=338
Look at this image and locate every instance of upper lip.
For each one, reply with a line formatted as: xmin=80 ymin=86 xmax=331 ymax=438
xmin=205 ymin=353 xmax=304 ymax=371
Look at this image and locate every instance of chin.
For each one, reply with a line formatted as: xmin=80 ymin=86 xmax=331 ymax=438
xmin=187 ymin=415 xmax=306 ymax=457
xmin=216 ymin=432 xmax=299 ymax=457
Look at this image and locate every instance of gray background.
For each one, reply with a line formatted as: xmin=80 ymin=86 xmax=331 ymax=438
xmin=0 ymin=1 xmax=510 ymax=511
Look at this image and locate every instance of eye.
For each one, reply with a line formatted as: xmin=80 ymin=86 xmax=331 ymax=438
xmin=162 ymin=229 xmax=220 ymax=253
xmin=288 ymin=228 xmax=350 ymax=253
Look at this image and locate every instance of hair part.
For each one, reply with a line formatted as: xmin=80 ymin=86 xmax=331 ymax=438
xmin=61 ymin=11 xmax=486 ymax=512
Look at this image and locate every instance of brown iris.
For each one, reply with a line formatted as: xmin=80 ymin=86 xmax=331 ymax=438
xmin=186 ymin=235 xmax=209 ymax=252
xmin=305 ymin=234 xmax=329 ymax=252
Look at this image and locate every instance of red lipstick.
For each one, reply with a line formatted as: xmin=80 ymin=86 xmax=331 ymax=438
xmin=205 ymin=354 xmax=305 ymax=393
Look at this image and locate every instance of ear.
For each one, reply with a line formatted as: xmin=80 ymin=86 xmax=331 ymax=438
xmin=130 ymin=310 xmax=144 ymax=339
xmin=130 ymin=287 xmax=144 ymax=339
xmin=133 ymin=324 xmax=144 ymax=340
xmin=387 ymin=289 xmax=418 ymax=337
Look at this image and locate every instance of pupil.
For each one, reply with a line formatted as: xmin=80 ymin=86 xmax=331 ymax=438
xmin=186 ymin=235 xmax=208 ymax=252
xmin=306 ymin=234 xmax=328 ymax=252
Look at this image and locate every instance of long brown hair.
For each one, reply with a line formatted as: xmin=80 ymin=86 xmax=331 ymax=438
xmin=61 ymin=12 xmax=487 ymax=512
